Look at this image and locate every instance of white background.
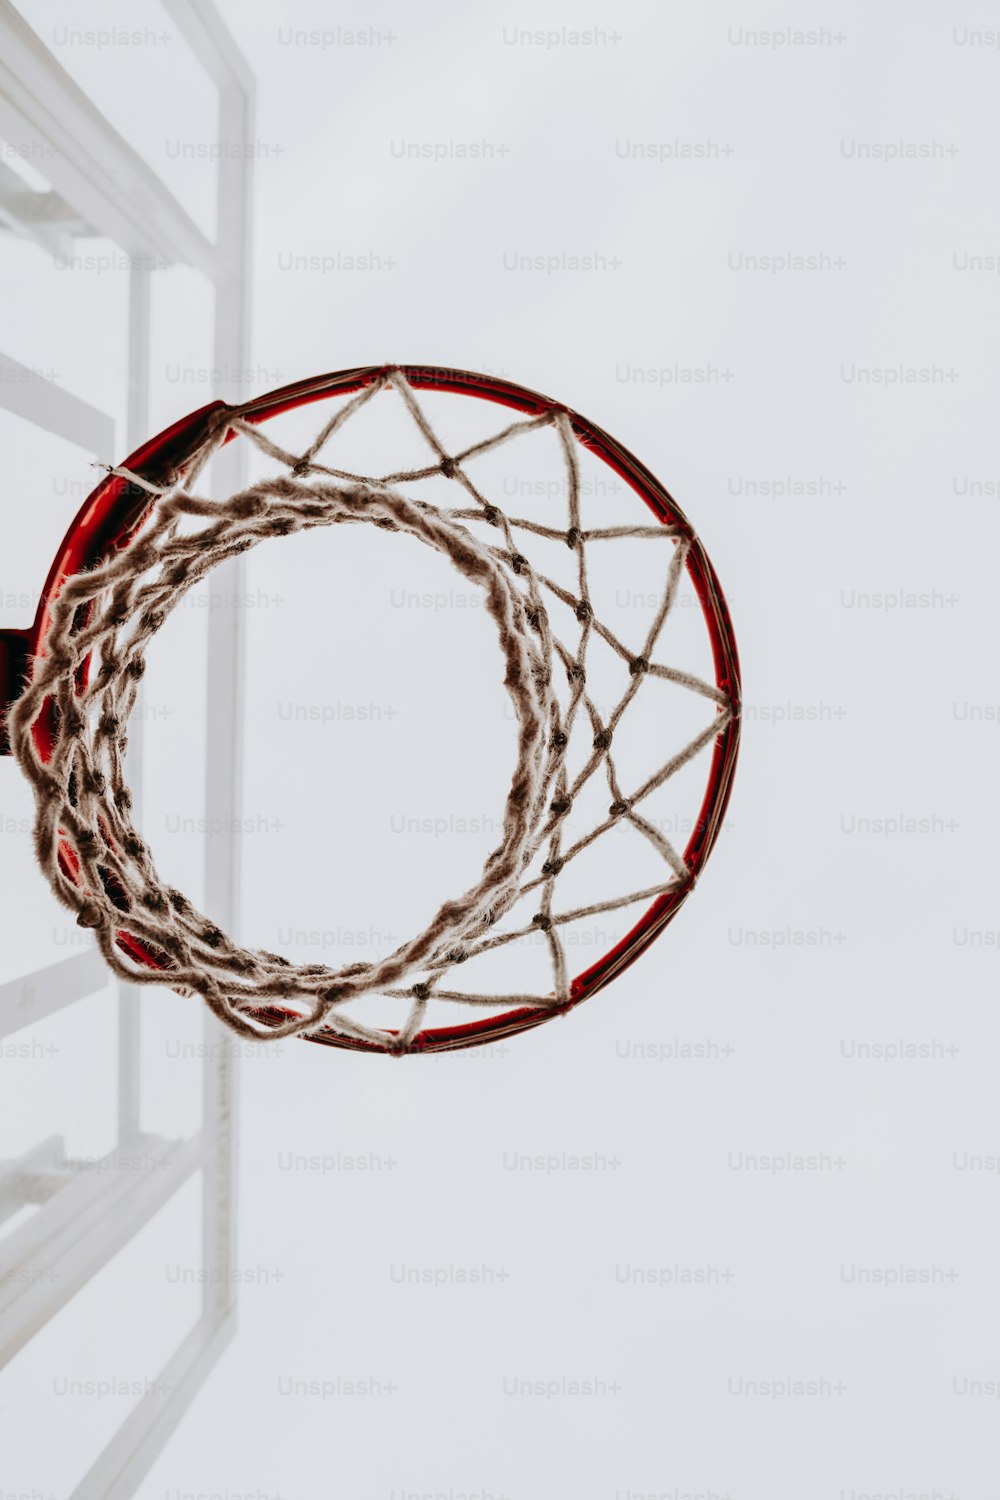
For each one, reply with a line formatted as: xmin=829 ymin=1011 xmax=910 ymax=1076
xmin=1 ymin=2 xmax=999 ymax=1496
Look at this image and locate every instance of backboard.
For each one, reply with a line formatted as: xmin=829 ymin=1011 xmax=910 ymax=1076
xmin=0 ymin=2 xmax=252 ymax=1493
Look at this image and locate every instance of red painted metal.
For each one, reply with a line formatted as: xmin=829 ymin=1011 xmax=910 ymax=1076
xmin=1 ymin=366 xmax=741 ymax=1054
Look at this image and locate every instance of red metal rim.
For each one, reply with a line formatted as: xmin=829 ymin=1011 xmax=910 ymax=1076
xmin=25 ymin=365 xmax=741 ymax=1054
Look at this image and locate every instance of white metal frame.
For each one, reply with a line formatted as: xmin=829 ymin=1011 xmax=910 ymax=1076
xmin=0 ymin=3 xmax=253 ymax=1493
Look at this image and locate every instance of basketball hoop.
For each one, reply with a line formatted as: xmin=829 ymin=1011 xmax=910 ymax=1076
xmin=2 ymin=366 xmax=740 ymax=1054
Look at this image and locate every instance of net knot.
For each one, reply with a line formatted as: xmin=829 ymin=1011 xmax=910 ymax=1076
xmin=593 ymin=728 xmax=612 ymax=752
xmin=541 ymin=857 xmax=564 ymax=876
xmin=124 ymin=835 xmax=145 ymax=858
xmin=126 ymin=543 xmax=156 ymax=571
xmin=202 ymin=926 xmax=224 ymax=949
xmin=411 ymin=982 xmax=430 ymax=1001
xmin=575 ymin=601 xmax=592 ymax=622
xmin=550 ymin=796 xmax=572 ymax=816
xmin=440 ymin=457 xmax=459 ymax=479
xmin=551 ymin=730 xmax=568 ymax=749
xmin=45 ymin=649 xmax=74 ymax=675
xmin=565 ymin=527 xmax=582 ymax=548
xmin=510 ymin=553 xmax=527 ymax=574
xmin=609 ymin=798 xmax=631 ymax=818
xmin=629 ymin=656 xmax=650 ymax=676
xmin=532 ymin=912 xmax=552 ymax=932
xmin=482 ymin=505 xmax=501 ymax=526
xmin=231 ymin=492 xmax=269 ymax=516
xmin=76 ymin=903 xmax=103 ymax=929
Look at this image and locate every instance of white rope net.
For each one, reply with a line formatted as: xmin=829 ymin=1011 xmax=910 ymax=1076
xmin=10 ymin=372 xmax=736 ymax=1053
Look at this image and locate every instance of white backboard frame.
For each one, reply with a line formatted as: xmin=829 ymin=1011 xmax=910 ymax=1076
xmin=0 ymin=3 xmax=253 ymax=1493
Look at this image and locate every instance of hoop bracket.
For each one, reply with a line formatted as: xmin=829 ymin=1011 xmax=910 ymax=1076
xmin=0 ymin=630 xmax=30 ymax=756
